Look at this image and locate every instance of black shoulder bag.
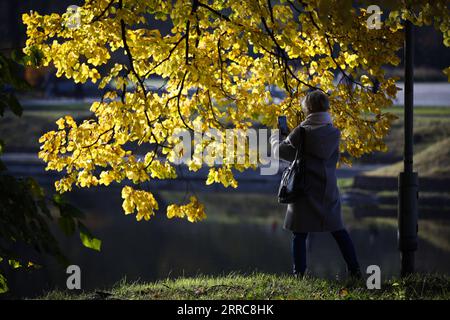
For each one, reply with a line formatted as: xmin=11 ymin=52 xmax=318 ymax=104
xmin=277 ymin=126 xmax=307 ymax=204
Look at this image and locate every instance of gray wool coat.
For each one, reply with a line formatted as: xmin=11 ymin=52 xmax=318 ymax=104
xmin=274 ymin=124 xmax=344 ymax=233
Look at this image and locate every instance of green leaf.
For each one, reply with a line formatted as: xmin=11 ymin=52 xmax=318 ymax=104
xmin=56 ymin=198 xmax=86 ymax=219
xmin=0 ymin=52 xmax=31 ymax=90
xmin=5 ymin=93 xmax=22 ymax=117
xmin=62 ymin=203 xmax=86 ymax=219
xmin=26 ymin=177 xmax=45 ymax=198
xmin=26 ymin=261 xmax=41 ymax=269
xmin=78 ymin=222 xmax=101 ymax=251
xmin=0 ymin=96 xmax=8 ymax=117
xmin=10 ymin=49 xmax=29 ymax=66
xmin=58 ymin=215 xmax=76 ymax=236
xmin=8 ymin=259 xmax=21 ymax=269
xmin=0 ymin=273 xmax=8 ymax=294
xmin=53 ymin=193 xmax=65 ymax=205
xmin=22 ymin=46 xmax=44 ymax=67
xmin=37 ymin=199 xmax=52 ymax=219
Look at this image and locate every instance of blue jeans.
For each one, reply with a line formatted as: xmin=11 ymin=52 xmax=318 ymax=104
xmin=292 ymin=229 xmax=360 ymax=275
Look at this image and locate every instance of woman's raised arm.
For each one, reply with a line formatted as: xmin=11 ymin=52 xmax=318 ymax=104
xmin=270 ymin=131 xmax=297 ymax=162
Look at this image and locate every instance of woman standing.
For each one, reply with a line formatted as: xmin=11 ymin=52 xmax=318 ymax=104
xmin=271 ymin=90 xmax=361 ymax=278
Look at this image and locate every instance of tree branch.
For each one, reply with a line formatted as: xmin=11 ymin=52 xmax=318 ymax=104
xmin=176 ymin=71 xmax=194 ymax=131
xmin=144 ymin=35 xmax=187 ymax=78
xmin=197 ymin=2 xmax=231 ymax=22
xmin=185 ymin=19 xmax=190 ymax=65
xmin=206 ymin=89 xmax=226 ymax=129
xmin=260 ymin=16 xmax=320 ymax=93
xmin=303 ymin=4 xmax=374 ymax=92
xmin=82 ymin=126 xmax=115 ymax=149
xmin=91 ymin=0 xmax=116 ymax=23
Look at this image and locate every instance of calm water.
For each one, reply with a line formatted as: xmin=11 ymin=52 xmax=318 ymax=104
xmin=6 ymin=185 xmax=450 ymax=298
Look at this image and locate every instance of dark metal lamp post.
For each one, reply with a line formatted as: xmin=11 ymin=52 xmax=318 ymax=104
xmin=398 ymin=20 xmax=419 ymax=277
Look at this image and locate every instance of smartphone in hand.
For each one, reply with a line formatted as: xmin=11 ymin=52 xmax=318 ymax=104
xmin=277 ymin=115 xmax=289 ymax=136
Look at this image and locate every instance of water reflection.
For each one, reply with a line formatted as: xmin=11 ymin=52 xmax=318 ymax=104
xmin=6 ymin=186 xmax=450 ymax=298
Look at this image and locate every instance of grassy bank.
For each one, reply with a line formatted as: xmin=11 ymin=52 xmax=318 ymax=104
xmin=39 ymin=272 xmax=450 ymax=300
xmin=366 ymin=137 xmax=450 ymax=177
xmin=359 ymin=107 xmax=450 ymax=163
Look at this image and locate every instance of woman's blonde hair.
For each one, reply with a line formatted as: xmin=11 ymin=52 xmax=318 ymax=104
xmin=302 ymin=90 xmax=330 ymax=113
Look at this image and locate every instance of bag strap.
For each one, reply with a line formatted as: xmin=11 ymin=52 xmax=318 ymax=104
xmin=301 ymin=126 xmax=306 ymax=155
xmin=293 ymin=126 xmax=306 ymax=162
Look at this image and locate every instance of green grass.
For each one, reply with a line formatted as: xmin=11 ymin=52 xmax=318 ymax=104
xmin=366 ymin=136 xmax=450 ymax=177
xmin=359 ymin=110 xmax=450 ymax=176
xmin=38 ymin=272 xmax=450 ymax=300
xmin=389 ymin=106 xmax=450 ymax=117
